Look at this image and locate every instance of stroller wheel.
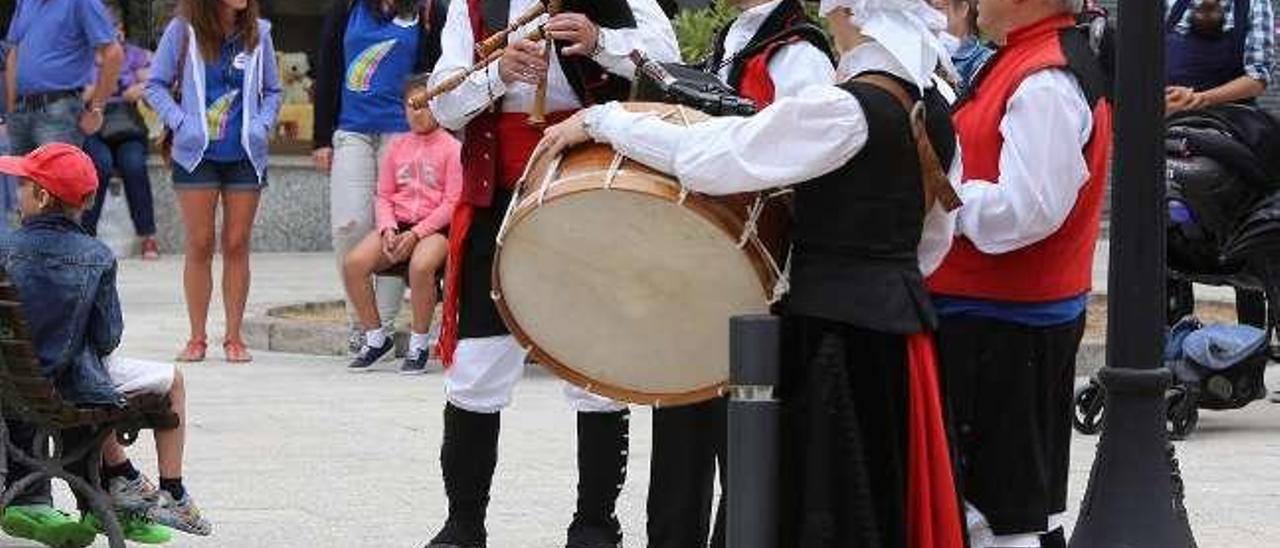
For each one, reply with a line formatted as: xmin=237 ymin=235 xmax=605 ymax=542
xmin=1166 ymin=386 xmax=1200 ymax=440
xmin=1073 ymin=381 xmax=1105 ymax=435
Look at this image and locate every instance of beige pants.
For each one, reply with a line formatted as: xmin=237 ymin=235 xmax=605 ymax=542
xmin=331 ymin=129 xmax=406 ymax=333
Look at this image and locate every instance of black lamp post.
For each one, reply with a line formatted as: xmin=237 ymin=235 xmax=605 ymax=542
xmin=1067 ymin=0 xmax=1196 ymax=546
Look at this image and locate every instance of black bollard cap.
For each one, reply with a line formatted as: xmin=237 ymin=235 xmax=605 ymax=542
xmin=730 ymin=315 xmax=781 ymax=386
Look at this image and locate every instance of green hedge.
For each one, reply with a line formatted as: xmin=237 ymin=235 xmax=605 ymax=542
xmin=672 ymin=2 xmax=831 ymax=62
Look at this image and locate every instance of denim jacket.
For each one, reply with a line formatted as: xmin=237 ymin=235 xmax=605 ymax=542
xmin=0 ymin=214 xmax=124 ymax=406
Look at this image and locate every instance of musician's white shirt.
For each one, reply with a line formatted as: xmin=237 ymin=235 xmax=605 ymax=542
xmin=428 ymin=0 xmax=679 ymax=130
xmin=717 ymin=0 xmax=835 ymax=96
xmin=586 ymin=41 xmax=963 ymax=275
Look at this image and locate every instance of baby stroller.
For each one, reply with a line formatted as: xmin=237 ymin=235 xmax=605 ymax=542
xmin=1073 ymin=103 xmax=1280 ymax=440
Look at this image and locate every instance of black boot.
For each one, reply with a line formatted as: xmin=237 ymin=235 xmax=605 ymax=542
xmin=426 ymin=404 xmax=499 ymax=548
xmin=647 ymin=401 xmax=718 ymax=548
xmin=566 ymin=410 xmax=630 ymax=548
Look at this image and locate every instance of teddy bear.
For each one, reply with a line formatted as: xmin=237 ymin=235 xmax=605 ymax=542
xmin=277 ymin=51 xmax=313 ymax=105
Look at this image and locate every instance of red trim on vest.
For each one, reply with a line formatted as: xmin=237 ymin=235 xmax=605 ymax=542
xmin=460 ymin=0 xmax=500 ymax=209
xmin=735 ymin=37 xmax=805 ymax=108
xmin=927 ymin=15 xmax=1113 ymax=302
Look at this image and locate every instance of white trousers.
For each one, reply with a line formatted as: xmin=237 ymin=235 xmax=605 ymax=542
xmin=967 ymin=502 xmax=1067 ymax=548
xmin=444 ymin=335 xmax=626 ymax=414
xmin=331 ymin=129 xmax=405 ymax=331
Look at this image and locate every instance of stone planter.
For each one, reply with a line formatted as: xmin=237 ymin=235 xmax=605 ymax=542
xmin=97 ymin=155 xmax=332 ymax=258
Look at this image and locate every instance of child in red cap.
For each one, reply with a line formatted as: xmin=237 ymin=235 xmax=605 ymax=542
xmin=0 ymin=143 xmax=210 ymax=545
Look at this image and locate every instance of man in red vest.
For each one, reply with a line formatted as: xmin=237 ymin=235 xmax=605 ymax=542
xmin=644 ymin=2 xmax=832 ymax=547
xmin=425 ymin=1 xmax=678 ymax=547
xmin=925 ymin=0 xmax=1113 ymax=545
xmin=539 ymin=1 xmax=969 ymax=545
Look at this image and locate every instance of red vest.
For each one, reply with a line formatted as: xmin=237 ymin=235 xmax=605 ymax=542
xmin=927 ymin=15 xmax=1113 ymax=302
xmin=458 ymin=0 xmax=559 ymax=208
xmin=736 ymin=39 xmax=796 ymax=107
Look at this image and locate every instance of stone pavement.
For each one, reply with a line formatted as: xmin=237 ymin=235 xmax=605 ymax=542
xmin=5 ymin=250 xmax=1278 ymax=548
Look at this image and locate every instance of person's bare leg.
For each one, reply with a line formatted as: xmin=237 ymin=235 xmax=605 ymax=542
xmin=220 ymin=190 xmax=261 ymax=345
xmin=102 ymin=436 xmax=129 ymax=467
xmin=343 ymin=232 xmax=393 ymax=330
xmin=154 ymin=371 xmax=186 ymax=479
xmin=407 ymin=234 xmax=448 ymax=334
xmin=176 ymin=190 xmax=220 ymax=344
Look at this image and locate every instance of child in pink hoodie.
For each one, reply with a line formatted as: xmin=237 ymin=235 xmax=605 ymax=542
xmin=343 ymin=73 xmax=462 ymax=374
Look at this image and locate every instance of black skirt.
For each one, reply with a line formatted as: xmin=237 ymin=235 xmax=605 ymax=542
xmin=779 ymin=314 xmax=909 ymax=548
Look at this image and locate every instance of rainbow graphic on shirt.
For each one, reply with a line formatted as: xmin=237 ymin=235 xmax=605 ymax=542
xmin=206 ymin=90 xmax=240 ymax=141
xmin=346 ymin=39 xmax=398 ymax=92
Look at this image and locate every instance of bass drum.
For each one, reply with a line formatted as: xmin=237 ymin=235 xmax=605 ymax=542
xmin=492 ymin=103 xmax=789 ymax=406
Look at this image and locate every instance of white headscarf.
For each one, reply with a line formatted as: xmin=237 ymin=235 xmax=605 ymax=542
xmin=819 ymin=0 xmax=958 ymax=90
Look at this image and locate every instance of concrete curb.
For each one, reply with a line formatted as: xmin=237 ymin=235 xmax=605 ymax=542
xmin=245 ymin=298 xmax=1120 ymax=379
xmin=242 ymin=300 xmax=560 ymax=376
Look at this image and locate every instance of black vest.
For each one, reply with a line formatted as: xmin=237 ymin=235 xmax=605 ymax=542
xmin=786 ymin=77 xmax=957 ymax=334
xmin=706 ymin=0 xmax=831 ymax=91
xmin=484 ymin=0 xmax=636 ymax=104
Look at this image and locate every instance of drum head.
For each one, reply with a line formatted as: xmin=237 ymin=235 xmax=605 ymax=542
xmin=496 ymin=186 xmax=769 ymax=405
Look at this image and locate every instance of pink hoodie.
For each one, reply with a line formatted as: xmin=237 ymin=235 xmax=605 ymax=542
xmin=375 ymin=129 xmax=463 ymax=238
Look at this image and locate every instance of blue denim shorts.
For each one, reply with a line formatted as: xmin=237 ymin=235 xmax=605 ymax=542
xmin=172 ymin=159 xmax=266 ymax=191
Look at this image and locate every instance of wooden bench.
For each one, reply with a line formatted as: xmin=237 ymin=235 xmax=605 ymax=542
xmin=0 ymin=269 xmax=179 ymax=548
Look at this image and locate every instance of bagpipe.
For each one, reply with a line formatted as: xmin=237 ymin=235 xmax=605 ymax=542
xmin=628 ymin=51 xmax=759 ymax=117
xmin=407 ymin=0 xmax=640 ymax=121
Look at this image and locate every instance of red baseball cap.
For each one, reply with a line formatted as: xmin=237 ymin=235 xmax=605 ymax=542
xmin=0 ymin=143 xmax=99 ymax=208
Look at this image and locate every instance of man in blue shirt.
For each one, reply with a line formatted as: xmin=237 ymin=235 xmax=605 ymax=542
xmin=3 ymin=0 xmax=123 ymax=154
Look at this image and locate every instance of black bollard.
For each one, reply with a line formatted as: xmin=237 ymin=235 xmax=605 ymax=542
xmin=727 ymin=314 xmax=780 ymax=548
xmin=1068 ymin=0 xmax=1196 ymax=543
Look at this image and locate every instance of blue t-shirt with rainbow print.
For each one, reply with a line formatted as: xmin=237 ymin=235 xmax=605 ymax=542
xmin=338 ymin=1 xmax=420 ymax=135
xmin=204 ymin=38 xmax=247 ymax=162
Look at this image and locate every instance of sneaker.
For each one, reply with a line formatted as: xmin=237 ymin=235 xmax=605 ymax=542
xmin=347 ymin=328 xmax=364 ymax=354
xmin=140 ymin=237 xmax=160 ymax=260
xmin=400 ymin=347 xmax=431 ymax=375
xmin=349 ymin=337 xmax=394 ymax=372
xmin=147 ymin=491 xmax=212 ymax=537
xmin=1 ymin=504 xmax=97 ymax=548
xmin=82 ymin=512 xmax=172 ymax=545
xmin=106 ymin=474 xmax=161 ymax=513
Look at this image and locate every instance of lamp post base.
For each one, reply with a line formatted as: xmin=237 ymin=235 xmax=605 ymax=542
xmin=1069 ymin=367 xmax=1196 ymax=548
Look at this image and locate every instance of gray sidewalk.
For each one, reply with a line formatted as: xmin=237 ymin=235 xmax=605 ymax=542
xmin=8 ymin=250 xmax=1279 ymax=547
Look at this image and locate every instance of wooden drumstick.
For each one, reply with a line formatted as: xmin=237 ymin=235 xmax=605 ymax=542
xmin=528 ymin=0 xmax=562 ymax=127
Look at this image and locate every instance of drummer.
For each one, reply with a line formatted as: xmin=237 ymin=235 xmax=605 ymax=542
xmin=424 ymin=1 xmax=678 ymax=547
xmin=644 ymin=1 xmax=833 ymax=547
xmin=539 ymin=0 xmax=964 ymax=545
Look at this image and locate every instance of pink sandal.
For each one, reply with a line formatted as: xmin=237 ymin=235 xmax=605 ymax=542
xmin=223 ymin=340 xmax=253 ymax=363
xmin=175 ymin=338 xmax=207 ymax=363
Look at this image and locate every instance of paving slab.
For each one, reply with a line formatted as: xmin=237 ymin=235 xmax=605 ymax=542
xmin=2 ymin=250 xmax=1274 ymax=548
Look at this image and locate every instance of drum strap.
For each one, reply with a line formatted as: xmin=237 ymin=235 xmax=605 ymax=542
xmin=852 ymin=74 xmax=963 ymax=214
